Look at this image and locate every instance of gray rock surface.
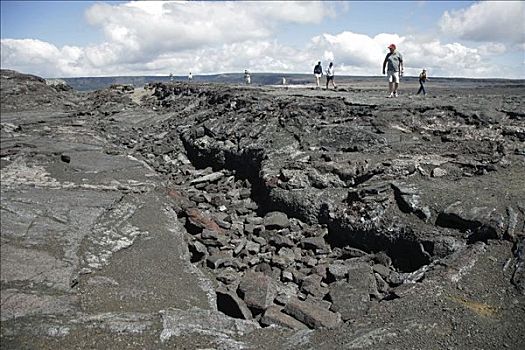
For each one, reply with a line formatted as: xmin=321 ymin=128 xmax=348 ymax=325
xmin=1 ymin=69 xmax=524 ymax=349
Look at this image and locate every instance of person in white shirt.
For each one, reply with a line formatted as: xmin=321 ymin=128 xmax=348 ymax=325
xmin=325 ymin=62 xmax=337 ymax=90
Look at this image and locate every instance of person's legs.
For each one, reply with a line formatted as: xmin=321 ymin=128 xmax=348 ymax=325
xmin=393 ymin=72 xmax=400 ymax=96
xmin=387 ymin=71 xmax=395 ymax=97
xmin=417 ymin=83 xmax=422 ymax=95
xmin=422 ymin=83 xmax=426 ymax=95
xmin=327 ymin=76 xmax=335 ymax=89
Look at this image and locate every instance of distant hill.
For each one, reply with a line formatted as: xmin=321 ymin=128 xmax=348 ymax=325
xmin=62 ymin=73 xmax=314 ymax=91
xmin=61 ymin=73 xmax=525 ymax=92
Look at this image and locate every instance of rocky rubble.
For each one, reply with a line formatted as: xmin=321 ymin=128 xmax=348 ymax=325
xmin=81 ymin=79 xmax=525 ymax=330
xmin=2 ymin=70 xmax=524 ymax=348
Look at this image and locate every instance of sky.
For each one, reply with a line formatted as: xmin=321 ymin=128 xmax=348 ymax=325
xmin=1 ymin=1 xmax=524 ymax=79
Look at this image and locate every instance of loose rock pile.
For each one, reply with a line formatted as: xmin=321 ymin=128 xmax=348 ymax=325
xmin=83 ymin=81 xmax=524 ymax=329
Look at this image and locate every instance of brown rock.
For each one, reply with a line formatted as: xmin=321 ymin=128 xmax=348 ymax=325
xmin=283 ymin=298 xmax=341 ymax=329
xmin=260 ymin=305 xmax=309 ymax=330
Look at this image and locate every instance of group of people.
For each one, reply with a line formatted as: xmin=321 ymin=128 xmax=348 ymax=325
xmin=313 ymin=61 xmax=337 ymax=90
xmin=314 ymin=43 xmax=429 ymax=97
xmin=184 ymin=44 xmax=430 ymax=97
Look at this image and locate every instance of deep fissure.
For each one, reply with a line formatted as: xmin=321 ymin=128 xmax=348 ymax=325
xmin=181 ymin=137 xmax=430 ymax=273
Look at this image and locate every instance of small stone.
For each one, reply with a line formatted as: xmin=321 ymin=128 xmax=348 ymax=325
xmin=252 ymin=236 xmax=267 ymax=246
xmin=269 ymin=235 xmax=294 ymax=248
xmin=282 ymin=270 xmax=294 ymax=282
xmin=328 ymin=262 xmax=349 ymax=281
xmin=234 ymin=238 xmax=247 ymax=256
xmin=264 ymin=212 xmax=290 ymax=230
xmin=432 ymin=167 xmax=447 ymax=177
xmin=207 ymin=253 xmax=233 ymax=269
xmin=245 ymin=241 xmax=261 ymax=254
xmin=300 ymin=237 xmax=327 ymax=251
xmin=301 ymin=274 xmax=329 ymax=298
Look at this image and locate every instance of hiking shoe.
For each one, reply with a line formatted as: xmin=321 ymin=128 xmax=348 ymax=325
xmin=394 ymin=92 xmax=399 ymax=97
xmin=387 ymin=93 xmax=394 ymax=98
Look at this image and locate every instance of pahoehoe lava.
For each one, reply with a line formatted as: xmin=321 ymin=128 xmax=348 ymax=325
xmin=1 ymin=69 xmax=524 ymax=349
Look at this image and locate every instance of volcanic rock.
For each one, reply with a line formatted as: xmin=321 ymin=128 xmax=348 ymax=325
xmin=283 ymin=298 xmax=341 ymax=329
xmin=238 ymin=271 xmax=277 ymax=313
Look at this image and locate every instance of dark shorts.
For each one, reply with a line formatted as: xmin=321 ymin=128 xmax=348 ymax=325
xmin=327 ymin=75 xmax=334 ymax=81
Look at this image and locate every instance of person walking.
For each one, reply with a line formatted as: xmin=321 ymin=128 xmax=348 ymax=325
xmin=382 ymin=44 xmax=404 ymax=97
xmin=417 ymin=69 xmax=428 ymax=95
xmin=313 ymin=61 xmax=323 ymax=88
xmin=244 ymin=70 xmax=251 ymax=84
xmin=188 ymin=72 xmax=193 ymax=81
xmin=325 ymin=62 xmax=337 ymax=90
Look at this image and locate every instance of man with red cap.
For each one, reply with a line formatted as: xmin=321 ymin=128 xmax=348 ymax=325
xmin=382 ymin=43 xmax=404 ymax=97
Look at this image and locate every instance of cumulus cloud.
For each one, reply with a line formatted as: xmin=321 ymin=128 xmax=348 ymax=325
xmin=84 ymin=1 xmax=333 ymax=56
xmin=1 ymin=39 xmax=86 ymax=77
xmin=310 ymin=31 xmax=519 ymax=78
xmin=1 ymin=1 xmax=523 ymax=78
xmin=439 ymin=1 xmax=525 ymax=44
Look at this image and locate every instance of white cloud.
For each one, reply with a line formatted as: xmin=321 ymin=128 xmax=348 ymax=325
xmin=0 ymin=39 xmax=86 ymax=77
xmin=478 ymin=42 xmax=507 ymax=55
xmin=310 ymin=32 xmax=520 ymax=78
xmin=84 ymin=1 xmax=332 ymax=57
xmin=1 ymin=1 xmax=523 ymax=79
xmin=439 ymin=1 xmax=525 ymax=44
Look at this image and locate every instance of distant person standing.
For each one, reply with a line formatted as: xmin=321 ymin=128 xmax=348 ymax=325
xmin=169 ymin=73 xmax=174 ymax=82
xmin=325 ymin=62 xmax=337 ymax=90
xmin=313 ymin=61 xmax=323 ymax=88
xmin=382 ymin=44 xmax=404 ymax=97
xmin=417 ymin=69 xmax=428 ymax=95
xmin=282 ymin=77 xmax=287 ymax=85
xmin=188 ymin=72 xmax=193 ymax=81
xmin=244 ymin=70 xmax=251 ymax=84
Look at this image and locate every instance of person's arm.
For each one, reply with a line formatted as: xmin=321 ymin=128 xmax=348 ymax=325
xmin=399 ymin=54 xmax=404 ymax=75
xmin=382 ymin=56 xmax=387 ymax=74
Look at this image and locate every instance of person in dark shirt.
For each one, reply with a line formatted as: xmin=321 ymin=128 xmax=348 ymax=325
xmin=417 ymin=69 xmax=428 ymax=95
xmin=313 ymin=61 xmax=323 ymax=88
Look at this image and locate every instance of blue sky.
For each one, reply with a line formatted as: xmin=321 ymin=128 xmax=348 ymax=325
xmin=1 ymin=1 xmax=524 ymax=78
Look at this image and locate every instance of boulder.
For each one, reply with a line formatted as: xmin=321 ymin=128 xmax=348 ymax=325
xmin=238 ymin=271 xmax=277 ymax=313
xmin=300 ymin=237 xmax=328 ymax=251
xmin=264 ymin=212 xmax=290 ymax=229
xmin=260 ymin=305 xmax=309 ymax=330
xmin=283 ymin=298 xmax=341 ymax=329
xmin=437 ymin=201 xmax=505 ymax=242
xmin=391 ymin=182 xmax=431 ymax=221
xmin=301 ymin=274 xmax=329 ymax=298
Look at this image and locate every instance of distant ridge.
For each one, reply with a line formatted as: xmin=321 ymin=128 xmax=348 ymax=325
xmin=61 ymin=73 xmax=525 ymax=92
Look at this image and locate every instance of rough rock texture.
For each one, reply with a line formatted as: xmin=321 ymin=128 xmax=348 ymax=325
xmin=1 ymin=69 xmax=524 ymax=349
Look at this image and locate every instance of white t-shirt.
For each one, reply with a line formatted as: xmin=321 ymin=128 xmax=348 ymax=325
xmin=327 ymin=66 xmax=335 ymax=77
